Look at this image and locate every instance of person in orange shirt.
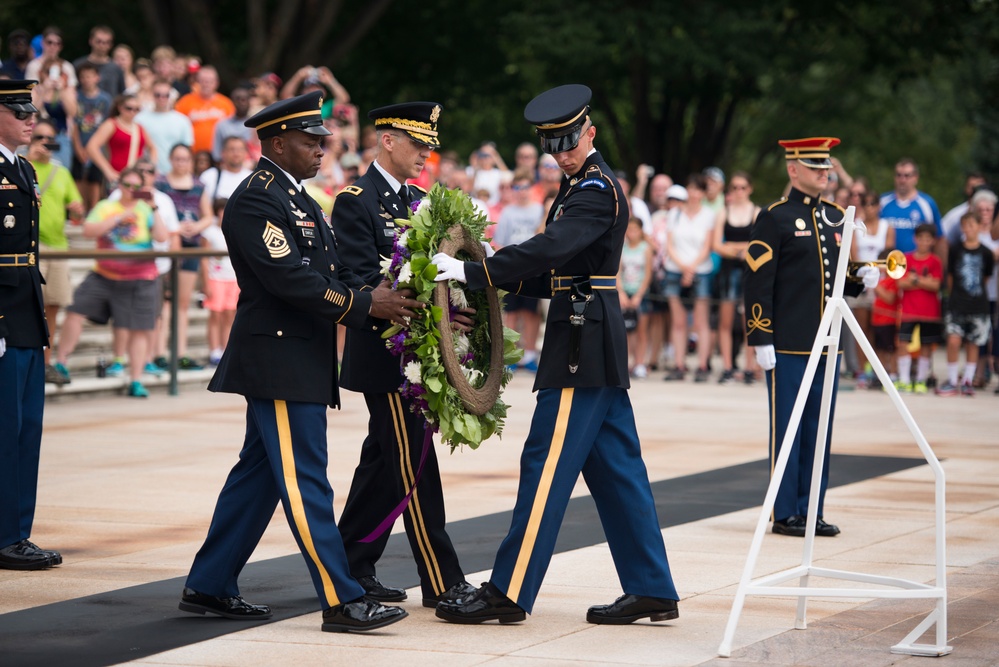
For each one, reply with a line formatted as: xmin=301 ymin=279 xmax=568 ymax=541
xmin=173 ymin=65 xmax=233 ymax=155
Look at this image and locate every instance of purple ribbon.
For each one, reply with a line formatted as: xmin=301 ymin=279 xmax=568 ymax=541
xmin=356 ymin=424 xmax=434 ymax=543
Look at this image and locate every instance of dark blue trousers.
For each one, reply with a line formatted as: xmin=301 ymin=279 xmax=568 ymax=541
xmin=766 ymin=353 xmax=840 ymax=522
xmin=489 ymin=387 xmax=678 ymax=613
xmin=186 ymin=398 xmax=364 ymax=609
xmin=0 ymin=346 xmax=45 ymax=549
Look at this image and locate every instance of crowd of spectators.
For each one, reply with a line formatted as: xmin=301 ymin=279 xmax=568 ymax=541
xmin=3 ymin=24 xmax=998 ymax=398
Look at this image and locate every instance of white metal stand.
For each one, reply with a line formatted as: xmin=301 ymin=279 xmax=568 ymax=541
xmin=718 ymin=206 xmax=951 ymax=658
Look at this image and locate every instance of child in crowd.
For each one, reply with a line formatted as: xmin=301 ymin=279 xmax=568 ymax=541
xmin=895 ymin=223 xmax=943 ymax=393
xmin=619 ymin=217 xmax=653 ymax=378
xmin=870 ymin=248 xmax=900 ymax=388
xmin=938 ymin=212 xmax=995 ymax=395
xmin=200 ymin=198 xmax=238 ymax=366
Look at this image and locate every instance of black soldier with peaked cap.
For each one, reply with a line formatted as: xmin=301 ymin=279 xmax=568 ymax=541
xmin=333 ymin=101 xmax=475 ymax=608
xmin=0 ymin=79 xmax=63 ymax=571
xmin=432 ymin=84 xmax=680 ymax=625
xmin=180 ymin=91 xmax=423 ymax=633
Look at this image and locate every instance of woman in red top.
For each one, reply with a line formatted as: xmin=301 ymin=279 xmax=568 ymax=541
xmin=86 ymin=93 xmax=156 ymax=186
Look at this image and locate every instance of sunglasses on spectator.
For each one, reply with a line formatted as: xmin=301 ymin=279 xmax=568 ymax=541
xmin=153 ymin=92 xmax=172 ymax=98
xmin=138 ymin=168 xmax=155 ymax=175
xmin=122 ymin=106 xmax=141 ymax=112
xmin=849 ymin=191 xmax=866 ymax=198
xmin=121 ymin=182 xmax=143 ymax=190
xmin=45 ymin=39 xmax=62 ymax=46
xmin=511 ymin=183 xmax=531 ymax=191
xmin=32 ymin=134 xmax=56 ymax=141
xmin=728 ymin=184 xmax=749 ymax=191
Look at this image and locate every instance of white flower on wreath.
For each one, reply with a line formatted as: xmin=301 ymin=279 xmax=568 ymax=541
xmin=404 ymin=360 xmax=422 ymax=385
xmin=397 ymin=261 xmax=413 ymax=284
xmin=454 ymin=333 xmax=470 ymax=357
xmin=378 ymin=254 xmax=392 ymax=275
xmin=462 ymin=366 xmax=483 ymax=386
xmin=397 ymin=228 xmax=410 ymax=249
xmin=415 ymin=198 xmax=431 ymax=215
xmin=449 ymin=284 xmax=469 ymax=309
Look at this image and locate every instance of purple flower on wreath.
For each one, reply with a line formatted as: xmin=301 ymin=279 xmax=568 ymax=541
xmin=461 ymin=351 xmax=475 ymax=365
xmin=388 ymin=332 xmax=407 ymax=357
xmin=409 ymin=200 xmax=421 ymax=214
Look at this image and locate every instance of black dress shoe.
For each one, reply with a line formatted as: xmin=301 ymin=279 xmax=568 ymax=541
xmin=422 ymin=580 xmax=478 ymax=608
xmin=815 ymin=517 xmax=841 ymax=537
xmin=178 ymin=587 xmax=272 ymax=620
xmin=586 ymin=594 xmax=679 ymax=625
xmin=435 ymin=581 xmax=526 ymax=624
xmin=772 ymin=515 xmax=807 ymax=537
xmin=322 ymin=597 xmax=408 ymax=632
xmin=356 ymin=575 xmax=407 ymax=602
xmin=0 ymin=540 xmax=61 ymax=570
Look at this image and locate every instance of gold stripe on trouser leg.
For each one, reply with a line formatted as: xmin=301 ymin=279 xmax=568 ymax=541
xmin=274 ymin=400 xmax=339 ymax=607
xmin=506 ymin=387 xmax=574 ymax=603
xmin=769 ymin=369 xmax=776 ymax=522
xmin=390 ymin=393 xmax=445 ymax=594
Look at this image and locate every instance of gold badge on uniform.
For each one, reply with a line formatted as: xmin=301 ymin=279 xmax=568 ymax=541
xmin=262 ymin=221 xmax=291 ymax=258
xmin=3 ymin=214 xmax=14 ymax=229
xmin=795 ymin=218 xmax=806 ymax=230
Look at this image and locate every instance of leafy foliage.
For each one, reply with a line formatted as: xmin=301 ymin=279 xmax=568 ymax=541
xmin=381 ymin=185 xmax=521 ymax=451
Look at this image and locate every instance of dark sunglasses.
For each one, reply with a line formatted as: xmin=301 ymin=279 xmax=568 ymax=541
xmin=6 ymin=107 xmax=35 ymax=121
xmin=122 ymin=106 xmax=141 ymax=112
xmin=511 ymin=183 xmax=531 ymax=191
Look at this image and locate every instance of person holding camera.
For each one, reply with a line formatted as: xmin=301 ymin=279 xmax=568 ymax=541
xmin=54 ymin=166 xmax=168 ymax=397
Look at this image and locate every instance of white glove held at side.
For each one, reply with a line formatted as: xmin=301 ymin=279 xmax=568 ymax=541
xmin=856 ymin=265 xmax=879 ymax=290
xmin=432 ymin=253 xmax=467 ymax=283
xmin=0 ymin=337 xmax=5 ymax=358
xmin=755 ymin=344 xmax=776 ymax=371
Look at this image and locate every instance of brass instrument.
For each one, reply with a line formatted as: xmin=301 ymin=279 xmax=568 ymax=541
xmin=847 ymin=249 xmax=907 ymax=281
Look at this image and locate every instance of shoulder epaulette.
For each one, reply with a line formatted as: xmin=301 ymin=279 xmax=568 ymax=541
xmin=767 ymin=198 xmax=789 ymax=212
xmin=247 ymin=170 xmax=275 ymax=189
xmin=821 ymin=198 xmax=845 ymax=213
xmin=410 ymin=184 xmax=427 ymax=194
xmin=338 ymin=185 xmax=363 ymax=196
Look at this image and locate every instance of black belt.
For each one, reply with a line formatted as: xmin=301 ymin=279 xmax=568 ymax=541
xmin=0 ymin=252 xmax=35 ymax=267
xmin=568 ymin=280 xmax=593 ymax=374
xmin=552 ymin=275 xmax=616 ymax=292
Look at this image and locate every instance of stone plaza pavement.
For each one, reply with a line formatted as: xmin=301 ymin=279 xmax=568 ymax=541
xmin=4 ymin=368 xmax=998 ymax=666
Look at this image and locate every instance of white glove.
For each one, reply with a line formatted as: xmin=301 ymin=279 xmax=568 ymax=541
xmin=856 ymin=265 xmax=879 ymax=290
xmin=480 ymin=240 xmax=495 ymax=258
xmin=432 ymin=253 xmax=467 ymax=283
xmin=0 ymin=337 xmax=5 ymax=358
xmin=755 ymin=344 xmax=776 ymax=371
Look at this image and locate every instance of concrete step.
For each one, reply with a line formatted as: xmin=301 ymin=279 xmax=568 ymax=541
xmin=44 ymin=367 xmax=216 ymax=400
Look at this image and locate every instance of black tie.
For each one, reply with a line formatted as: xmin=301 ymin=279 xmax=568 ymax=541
xmin=18 ymin=156 xmax=34 ymax=189
xmin=398 ymin=185 xmax=411 ymax=209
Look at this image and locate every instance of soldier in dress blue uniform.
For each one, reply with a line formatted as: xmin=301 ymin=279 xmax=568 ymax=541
xmin=743 ymin=137 xmax=877 ymax=538
xmin=0 ymin=80 xmax=63 ymax=571
xmin=179 ymin=91 xmax=424 ymax=633
xmin=431 ymin=84 xmax=679 ymax=625
xmin=332 ymin=102 xmax=475 ymax=608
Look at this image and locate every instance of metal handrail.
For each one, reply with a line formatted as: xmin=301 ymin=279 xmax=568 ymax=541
xmin=45 ymin=248 xmax=229 ymax=396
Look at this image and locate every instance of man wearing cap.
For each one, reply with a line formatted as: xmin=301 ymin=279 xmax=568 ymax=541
xmin=180 ymin=91 xmax=422 ymax=632
xmin=432 ymin=84 xmax=680 ymax=625
xmin=331 ymin=101 xmax=475 ymax=609
xmin=0 ymin=80 xmax=63 ymax=571
xmin=743 ymin=137 xmax=877 ymax=538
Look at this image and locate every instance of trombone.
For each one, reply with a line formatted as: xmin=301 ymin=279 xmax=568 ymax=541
xmin=847 ymin=249 xmax=907 ymax=281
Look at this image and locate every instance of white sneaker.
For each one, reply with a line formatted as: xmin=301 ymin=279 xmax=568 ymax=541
xmin=632 ymin=364 xmax=648 ymax=379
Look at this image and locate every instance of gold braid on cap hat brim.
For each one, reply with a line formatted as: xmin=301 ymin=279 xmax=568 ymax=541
xmin=254 ymin=109 xmax=323 ymax=131
xmin=784 ymin=148 xmax=832 ymax=160
xmin=376 ymin=117 xmax=439 ymax=138
xmin=535 ymin=107 xmax=588 ymax=131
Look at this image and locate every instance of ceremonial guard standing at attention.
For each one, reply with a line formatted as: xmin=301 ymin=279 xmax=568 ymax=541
xmin=332 ymin=102 xmax=474 ymax=607
xmin=0 ymin=80 xmax=63 ymax=571
xmin=743 ymin=137 xmax=876 ymax=538
xmin=432 ymin=84 xmax=680 ymax=625
xmin=180 ymin=91 xmax=423 ymax=633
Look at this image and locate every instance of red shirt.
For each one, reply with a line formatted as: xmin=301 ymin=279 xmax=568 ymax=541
xmin=871 ymin=276 xmax=898 ymax=326
xmin=899 ymin=252 xmax=942 ymax=321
